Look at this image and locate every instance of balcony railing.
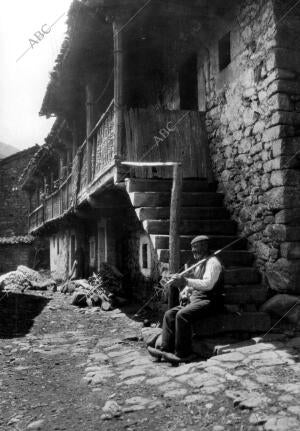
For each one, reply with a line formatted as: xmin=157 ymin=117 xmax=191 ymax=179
xmin=80 ymin=100 xmax=115 ymax=192
xmin=29 ymin=100 xmax=115 ymax=232
xmin=93 ymin=99 xmax=115 ymax=180
xmin=29 ymin=174 xmax=73 ymax=233
xmin=28 ymin=204 xmax=44 ymax=232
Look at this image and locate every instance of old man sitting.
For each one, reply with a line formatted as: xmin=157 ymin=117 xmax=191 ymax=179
xmin=148 ymin=235 xmax=224 ymax=364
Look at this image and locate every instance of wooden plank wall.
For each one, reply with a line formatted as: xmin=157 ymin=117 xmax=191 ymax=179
xmin=124 ymin=108 xmax=211 ymax=179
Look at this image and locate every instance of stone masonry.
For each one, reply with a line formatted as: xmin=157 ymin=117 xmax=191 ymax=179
xmin=203 ymin=0 xmax=300 ymax=293
xmin=0 ymin=146 xmax=38 ymax=236
xmin=0 ymin=145 xmax=44 ymax=274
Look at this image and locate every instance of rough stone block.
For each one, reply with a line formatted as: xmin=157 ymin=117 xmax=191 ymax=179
xmin=281 ymin=242 xmax=300 ymax=260
xmin=266 ymin=258 xmax=300 ymax=293
xmin=263 ymin=158 xmax=281 ymax=172
xmin=275 ymin=208 xmax=300 ymax=224
xmin=262 ymin=126 xmax=293 ymax=143
xmin=271 ymin=111 xmax=300 ymax=127
xmin=270 ymin=170 xmax=300 ymax=187
xmin=256 ymin=241 xmax=272 ymax=260
xmin=193 ymin=312 xmax=271 ymax=337
xmin=264 ymin=224 xmax=300 ymax=242
xmin=261 ymin=294 xmax=300 ymax=324
xmin=252 ymin=121 xmax=265 ymax=135
xmin=264 ymin=187 xmax=300 ymax=209
xmin=238 ymin=138 xmax=252 ymax=154
xmin=243 ymin=109 xmax=259 ymax=127
xmin=268 ymin=79 xmax=300 ymax=97
xmin=268 ymin=94 xmax=293 ymax=112
xmin=277 ymin=137 xmax=300 ymax=157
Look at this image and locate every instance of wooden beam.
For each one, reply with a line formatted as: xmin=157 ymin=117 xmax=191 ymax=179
xmin=113 ymin=19 xmax=125 ymax=159
xmin=121 ymin=161 xmax=180 ymax=167
xmin=72 ymin=120 xmax=78 ymax=159
xmin=169 ymin=163 xmax=182 ymax=274
xmin=86 ymin=80 xmax=94 ymax=183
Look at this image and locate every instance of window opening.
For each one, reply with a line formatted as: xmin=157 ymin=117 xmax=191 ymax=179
xmin=179 ymin=53 xmax=198 ymax=110
xmin=219 ymin=32 xmax=231 ymax=71
xmin=142 ymin=243 xmax=149 ymax=269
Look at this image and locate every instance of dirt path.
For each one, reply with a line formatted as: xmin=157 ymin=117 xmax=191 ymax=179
xmin=1 ymin=290 xmax=300 ymax=431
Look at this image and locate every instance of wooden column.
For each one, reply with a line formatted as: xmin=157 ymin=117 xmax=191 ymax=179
xmin=169 ymin=163 xmax=183 ymax=274
xmin=72 ymin=120 xmax=78 ymax=160
xmin=86 ymin=81 xmax=94 ymax=183
xmin=113 ymin=19 xmax=125 ymax=159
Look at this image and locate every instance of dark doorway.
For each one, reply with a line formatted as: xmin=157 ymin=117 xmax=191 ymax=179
xmin=179 ymin=53 xmax=198 ymax=110
xmin=71 ymin=235 xmax=76 ymax=266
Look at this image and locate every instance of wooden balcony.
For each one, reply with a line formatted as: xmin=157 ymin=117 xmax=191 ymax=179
xmin=28 ymin=103 xmax=211 ymax=233
xmin=28 ymin=101 xmax=116 ymax=233
xmin=29 ymin=175 xmax=73 ymax=233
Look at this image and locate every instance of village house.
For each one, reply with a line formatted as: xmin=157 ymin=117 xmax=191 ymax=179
xmin=0 ymin=145 xmax=49 ymax=273
xmin=21 ymin=0 xmax=300 ymax=333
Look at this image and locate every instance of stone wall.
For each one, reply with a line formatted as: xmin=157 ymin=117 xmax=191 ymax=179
xmin=199 ymin=0 xmax=300 ymax=293
xmin=0 ymin=146 xmax=49 ymax=274
xmin=0 ymin=147 xmax=38 ymax=237
xmin=0 ymin=244 xmax=33 ymax=274
xmin=0 ymin=237 xmax=49 ymax=275
xmin=265 ymin=0 xmax=300 ymax=292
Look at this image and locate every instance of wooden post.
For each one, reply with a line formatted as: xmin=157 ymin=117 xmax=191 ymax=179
xmin=86 ymin=81 xmax=94 ymax=183
xmin=169 ymin=163 xmax=182 ymax=274
xmin=113 ymin=19 xmax=124 ymax=178
xmin=72 ymin=120 xmax=78 ymax=160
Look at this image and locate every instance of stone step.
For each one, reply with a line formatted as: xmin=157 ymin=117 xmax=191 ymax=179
xmin=126 ymin=178 xmax=217 ymax=193
xmin=136 ymin=206 xmax=229 ymax=221
xmin=144 ymin=219 xmax=236 ymax=235
xmin=192 ymin=312 xmax=271 ymax=337
xmin=224 ymin=285 xmax=268 ymax=305
xmin=151 ymin=235 xmax=248 ymax=250
xmin=157 ymin=249 xmax=254 ymax=267
xmin=224 ymin=268 xmax=261 ymax=285
xmin=129 ymin=192 xmax=224 ymax=208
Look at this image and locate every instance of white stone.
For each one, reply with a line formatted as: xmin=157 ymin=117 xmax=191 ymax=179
xmin=264 ymin=416 xmax=299 ymax=431
xmin=163 ymin=388 xmax=187 ymax=398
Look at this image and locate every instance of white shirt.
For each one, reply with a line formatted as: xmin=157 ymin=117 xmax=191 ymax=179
xmin=185 ymin=256 xmax=222 ymax=293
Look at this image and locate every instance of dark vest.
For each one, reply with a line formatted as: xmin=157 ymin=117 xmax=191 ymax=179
xmin=194 ymin=256 xmax=224 ymax=305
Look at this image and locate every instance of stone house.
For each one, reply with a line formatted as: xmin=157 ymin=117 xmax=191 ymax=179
xmin=22 ymin=0 xmax=300 ymax=332
xmin=0 ymin=146 xmax=48 ymax=273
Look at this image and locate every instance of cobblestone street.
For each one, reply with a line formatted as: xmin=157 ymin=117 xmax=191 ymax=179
xmin=1 ymin=291 xmax=300 ymax=431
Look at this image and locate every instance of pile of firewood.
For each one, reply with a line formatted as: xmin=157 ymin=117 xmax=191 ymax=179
xmin=71 ymin=263 xmax=126 ymax=310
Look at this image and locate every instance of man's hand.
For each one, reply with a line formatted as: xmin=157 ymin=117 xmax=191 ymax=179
xmin=170 ymin=274 xmax=186 ymax=289
xmin=180 ymin=286 xmax=193 ymax=298
xmin=179 ymin=286 xmax=193 ymax=306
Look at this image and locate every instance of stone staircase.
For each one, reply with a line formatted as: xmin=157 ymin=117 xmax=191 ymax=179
xmin=125 ymin=178 xmax=271 ymax=336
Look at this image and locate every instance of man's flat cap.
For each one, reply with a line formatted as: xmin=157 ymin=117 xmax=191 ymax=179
xmin=191 ymin=235 xmax=210 ymax=245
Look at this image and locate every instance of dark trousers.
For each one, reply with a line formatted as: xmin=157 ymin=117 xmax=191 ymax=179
xmin=161 ymin=284 xmax=215 ymax=357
